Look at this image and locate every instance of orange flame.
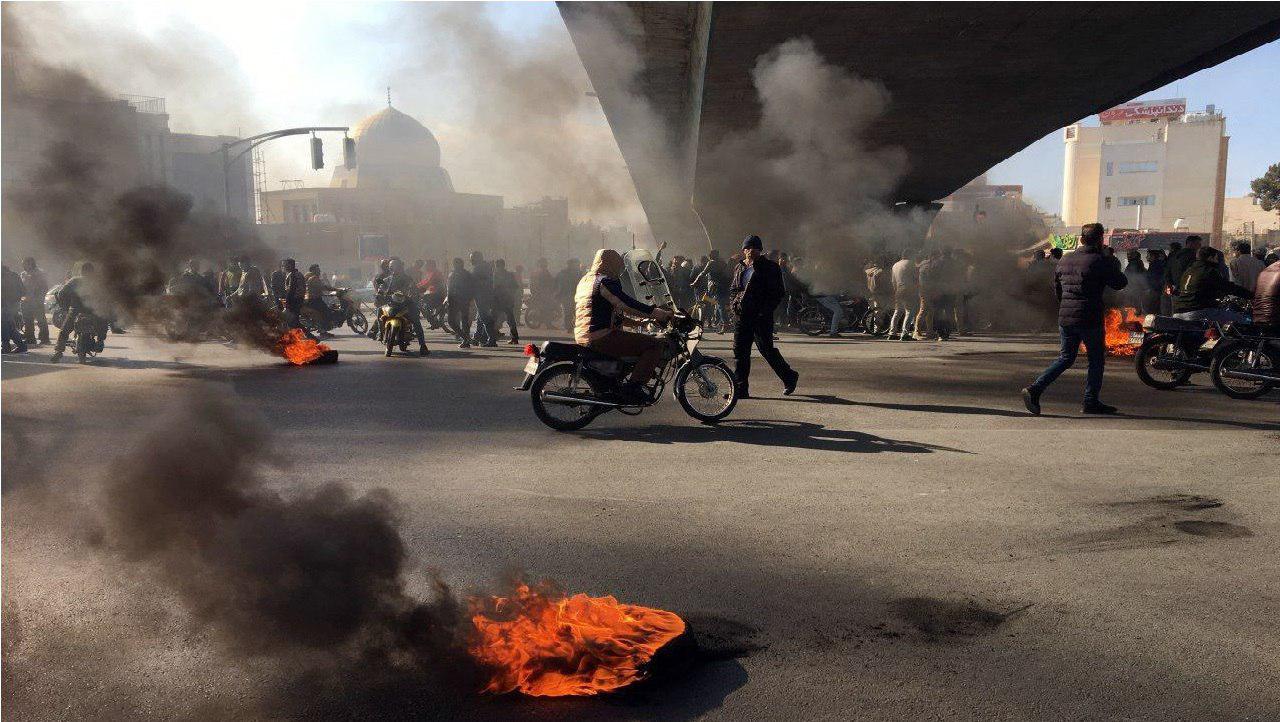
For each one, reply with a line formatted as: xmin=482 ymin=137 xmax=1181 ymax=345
xmin=468 ymin=582 xmax=686 ymax=697
xmin=274 ymin=328 xmax=331 ymax=365
xmin=1103 ymin=307 xmax=1144 ymax=357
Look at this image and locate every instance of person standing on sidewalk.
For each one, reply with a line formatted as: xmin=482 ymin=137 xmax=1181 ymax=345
xmin=1021 ymin=223 xmax=1128 ymax=416
xmin=729 ymin=235 xmax=798 ymax=398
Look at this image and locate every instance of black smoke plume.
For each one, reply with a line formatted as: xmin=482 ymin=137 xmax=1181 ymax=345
xmin=101 ymin=390 xmax=481 ymax=703
xmin=2 ymin=6 xmax=281 ymax=350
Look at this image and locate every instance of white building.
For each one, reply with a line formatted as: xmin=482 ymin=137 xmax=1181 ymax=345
xmin=1062 ymin=98 xmax=1227 ymax=244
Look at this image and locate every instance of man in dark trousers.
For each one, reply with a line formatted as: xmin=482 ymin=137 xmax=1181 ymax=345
xmin=729 ymin=235 xmax=798 ymax=398
xmin=1021 ymin=223 xmax=1128 ymax=416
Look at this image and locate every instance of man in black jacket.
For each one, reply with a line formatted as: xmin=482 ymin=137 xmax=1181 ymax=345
xmin=729 ymin=235 xmax=798 ymax=398
xmin=1021 ymin=223 xmax=1128 ymax=415
xmin=1172 ymin=246 xmax=1252 ymax=322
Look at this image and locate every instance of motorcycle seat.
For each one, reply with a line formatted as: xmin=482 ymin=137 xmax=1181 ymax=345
xmin=1142 ymin=314 xmax=1210 ymax=333
xmin=540 ymin=340 xmax=637 ymax=364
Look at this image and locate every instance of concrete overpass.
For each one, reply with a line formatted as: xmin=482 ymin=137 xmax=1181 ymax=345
xmin=559 ymin=2 xmax=1280 ymax=248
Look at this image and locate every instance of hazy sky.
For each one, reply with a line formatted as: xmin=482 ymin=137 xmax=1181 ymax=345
xmin=16 ymin=2 xmax=1279 ymax=221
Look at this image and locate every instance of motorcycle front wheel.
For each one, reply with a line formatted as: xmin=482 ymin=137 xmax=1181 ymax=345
xmin=524 ymin=307 xmax=543 ymax=329
xmin=1210 ymin=341 xmax=1276 ymax=399
xmin=347 ymin=310 xmax=369 ymax=335
xmin=531 ymin=363 xmax=602 ymax=431
xmin=1135 ymin=335 xmax=1193 ymax=390
xmin=384 ymin=323 xmax=398 ymax=356
xmin=674 ymin=360 xmax=738 ymax=424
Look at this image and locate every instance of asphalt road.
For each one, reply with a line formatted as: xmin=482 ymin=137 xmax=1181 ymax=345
xmin=3 ymin=324 xmax=1278 ymax=721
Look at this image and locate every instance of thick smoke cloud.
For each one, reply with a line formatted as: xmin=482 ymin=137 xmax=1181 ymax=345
xmin=690 ymin=38 xmax=1052 ymax=299
xmin=100 ymin=390 xmax=481 ymax=703
xmin=2 ymin=6 xmax=281 ymax=348
xmin=696 ymin=39 xmax=933 ymax=292
xmin=386 ymin=4 xmax=647 ymax=226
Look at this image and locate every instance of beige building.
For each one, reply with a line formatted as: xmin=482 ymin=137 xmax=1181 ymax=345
xmin=1223 ymin=193 xmax=1280 ymax=246
xmin=1062 ymin=98 xmax=1227 ymax=244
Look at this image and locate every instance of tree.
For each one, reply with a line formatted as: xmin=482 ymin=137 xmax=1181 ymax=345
xmin=1250 ymin=162 xmax=1280 ymax=212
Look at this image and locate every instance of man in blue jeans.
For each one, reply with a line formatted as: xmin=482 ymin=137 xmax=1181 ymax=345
xmin=1022 ymin=223 xmax=1128 ymax=415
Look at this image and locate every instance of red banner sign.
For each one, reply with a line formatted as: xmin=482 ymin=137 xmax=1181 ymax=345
xmin=1099 ymin=98 xmax=1186 ymax=124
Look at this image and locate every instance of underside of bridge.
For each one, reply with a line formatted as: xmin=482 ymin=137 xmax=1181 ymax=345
xmin=559 ymin=2 xmax=1280 ymax=249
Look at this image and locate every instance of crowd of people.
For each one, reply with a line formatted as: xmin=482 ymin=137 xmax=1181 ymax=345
xmin=4 ymin=233 xmax=1277 ymax=373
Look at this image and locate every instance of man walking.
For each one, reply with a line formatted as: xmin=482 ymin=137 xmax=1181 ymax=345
xmin=19 ymin=257 xmax=50 ymax=345
xmin=729 ymin=235 xmax=798 ymax=398
xmin=1227 ymin=241 xmax=1266 ymax=294
xmin=1021 ymin=223 xmax=1128 ymax=416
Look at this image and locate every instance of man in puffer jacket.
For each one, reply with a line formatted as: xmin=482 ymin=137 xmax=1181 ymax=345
xmin=1021 ymin=223 xmax=1127 ymax=416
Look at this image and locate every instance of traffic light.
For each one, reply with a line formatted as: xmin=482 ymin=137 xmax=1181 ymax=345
xmin=343 ymin=136 xmax=356 ymax=169
xmin=310 ymin=136 xmax=324 ymax=170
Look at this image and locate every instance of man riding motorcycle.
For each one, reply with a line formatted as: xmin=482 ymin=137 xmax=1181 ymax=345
xmin=1172 ymin=246 xmax=1253 ymax=323
xmin=380 ymin=258 xmax=429 ymax=356
xmin=574 ymin=249 xmax=674 ymax=403
xmin=304 ymin=263 xmax=336 ymax=338
xmin=50 ymin=262 xmax=107 ymax=364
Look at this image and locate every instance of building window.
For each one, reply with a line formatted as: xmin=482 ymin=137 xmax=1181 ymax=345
xmin=1118 ymin=161 xmax=1158 ymax=174
xmin=1118 ymin=195 xmax=1156 ymax=207
xmin=1105 ymin=162 xmax=1113 ymax=176
xmin=1104 ymin=197 xmax=1112 ymax=210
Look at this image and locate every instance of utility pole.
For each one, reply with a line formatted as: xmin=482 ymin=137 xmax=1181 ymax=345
xmin=217 ymin=126 xmax=350 ymax=222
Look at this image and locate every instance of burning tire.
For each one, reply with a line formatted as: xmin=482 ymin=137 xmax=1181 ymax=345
xmin=674 ymin=360 xmax=738 ymax=423
xmin=1210 ymin=341 xmax=1276 ymax=399
xmin=531 ymin=363 xmax=602 ymax=431
xmin=1135 ymin=335 xmax=1192 ymax=390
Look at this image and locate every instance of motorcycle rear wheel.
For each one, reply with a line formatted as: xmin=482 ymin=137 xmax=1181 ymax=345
xmin=525 ymin=307 xmax=543 ymax=329
xmin=531 ymin=363 xmax=602 ymax=431
xmin=798 ymin=307 xmax=826 ymax=337
xmin=1210 ymin=341 xmax=1276 ymax=399
xmin=675 ymin=360 xmax=738 ymax=424
xmin=1135 ymin=336 xmax=1193 ymax=390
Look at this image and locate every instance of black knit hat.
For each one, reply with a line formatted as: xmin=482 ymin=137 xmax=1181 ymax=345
xmin=742 ymin=235 xmax=763 ymax=250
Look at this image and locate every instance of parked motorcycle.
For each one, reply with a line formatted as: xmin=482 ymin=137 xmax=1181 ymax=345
xmin=1133 ymin=297 xmax=1250 ymax=390
xmin=379 ymin=291 xmax=420 ymax=357
xmin=301 ymin=288 xmax=367 ymax=336
xmin=516 ymin=312 xmax=737 ymax=431
xmin=796 ymin=294 xmax=871 ymax=336
xmin=1209 ymin=322 xmax=1277 ymax=399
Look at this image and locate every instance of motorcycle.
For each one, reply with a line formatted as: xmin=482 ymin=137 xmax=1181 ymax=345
xmin=1209 ymin=322 xmax=1277 ymax=399
xmin=301 ymin=288 xmax=367 ymax=336
xmin=379 ymin=291 xmax=420 ymax=357
xmin=796 ymin=294 xmax=871 ymax=336
xmin=516 ymin=312 xmax=738 ymax=431
xmin=1133 ymin=297 xmax=1250 ymax=390
xmin=522 ymin=292 xmax=560 ymax=330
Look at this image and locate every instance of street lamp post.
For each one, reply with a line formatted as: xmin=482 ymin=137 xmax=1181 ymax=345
xmin=217 ymin=126 xmax=350 ymax=220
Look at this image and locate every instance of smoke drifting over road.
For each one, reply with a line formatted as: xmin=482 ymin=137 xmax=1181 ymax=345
xmin=101 ymin=390 xmax=479 ymax=705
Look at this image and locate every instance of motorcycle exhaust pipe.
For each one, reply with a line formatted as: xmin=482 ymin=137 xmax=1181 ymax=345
xmin=540 ymin=392 xmax=623 ymax=409
xmin=1220 ymin=369 xmax=1280 ymax=383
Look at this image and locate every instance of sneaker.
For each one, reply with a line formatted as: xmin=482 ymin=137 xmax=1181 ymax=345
xmin=419 ymin=347 xmax=430 ymax=357
xmin=507 ymin=338 xmax=520 ymax=345
xmin=783 ymin=370 xmax=799 ymax=396
xmin=1021 ymin=387 xmax=1041 ymax=416
xmin=458 ymin=341 xmax=471 ymax=349
xmin=736 ymin=386 xmax=751 ymax=399
xmin=615 ymin=382 xmax=649 ymax=405
xmin=1082 ymin=402 xmax=1118 ymax=415
xmin=49 ymin=350 xmax=62 ymax=363
xmin=899 ymin=335 xmax=914 ymax=342
xmin=483 ymin=341 xmax=498 ymax=348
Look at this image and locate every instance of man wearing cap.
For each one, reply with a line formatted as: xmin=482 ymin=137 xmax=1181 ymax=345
xmin=728 ymin=235 xmax=798 ymax=398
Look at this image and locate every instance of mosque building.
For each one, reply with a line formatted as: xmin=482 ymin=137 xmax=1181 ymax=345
xmin=258 ymin=103 xmax=568 ymax=279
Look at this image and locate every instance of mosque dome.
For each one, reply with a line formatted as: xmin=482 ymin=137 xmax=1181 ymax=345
xmin=330 ymin=105 xmax=454 ymax=194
